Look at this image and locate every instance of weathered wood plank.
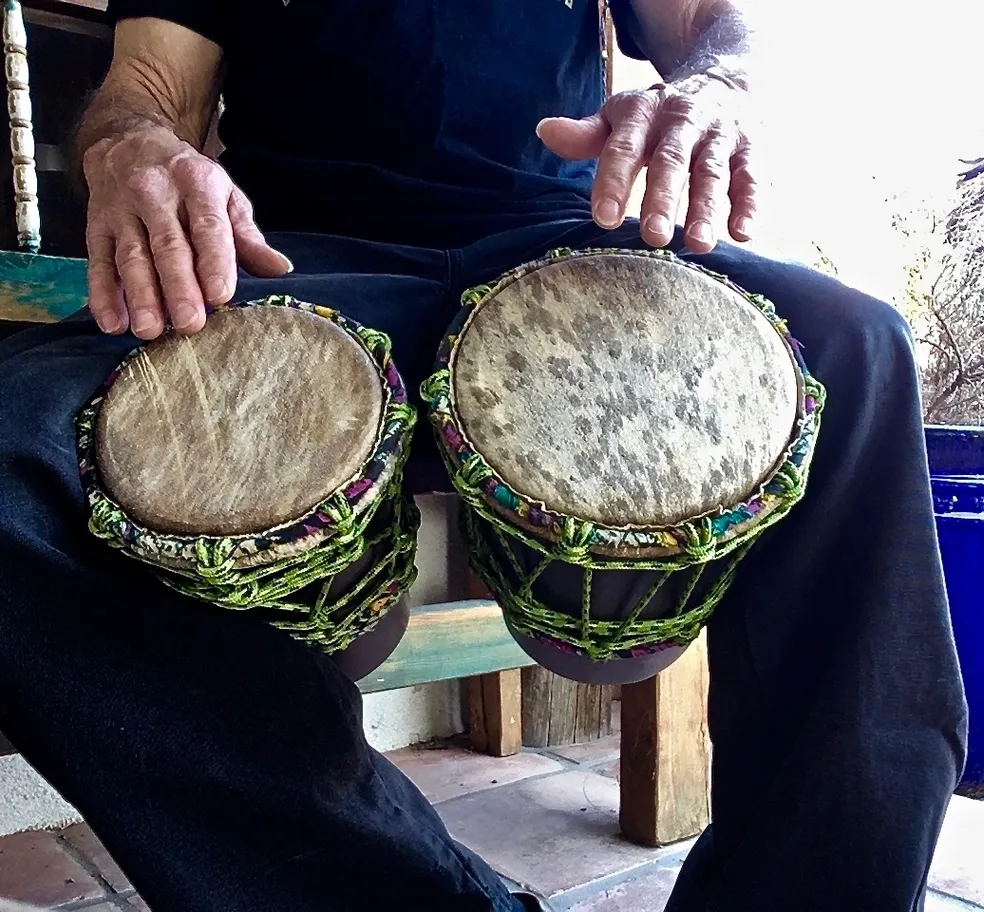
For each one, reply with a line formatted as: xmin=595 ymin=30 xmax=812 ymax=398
xmin=467 ymin=669 xmax=522 ymax=757
xmin=0 ymin=250 xmax=87 ymax=322
xmin=357 ymin=599 xmax=534 ymax=695
xmin=521 ymin=664 xmax=614 ymax=748
xmin=619 ymin=632 xmax=711 ymax=847
xmin=463 ymin=572 xmax=523 ymax=756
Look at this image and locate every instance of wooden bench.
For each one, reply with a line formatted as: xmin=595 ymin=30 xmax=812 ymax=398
xmin=0 ymin=0 xmax=712 ymax=848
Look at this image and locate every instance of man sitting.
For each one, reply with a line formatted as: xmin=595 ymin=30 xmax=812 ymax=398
xmin=0 ymin=1 xmax=967 ymax=910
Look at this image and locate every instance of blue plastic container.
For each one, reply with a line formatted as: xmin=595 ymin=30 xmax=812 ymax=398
xmin=926 ymin=425 xmax=984 ymax=790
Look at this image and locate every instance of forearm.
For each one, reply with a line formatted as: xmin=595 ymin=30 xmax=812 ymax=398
xmin=74 ymin=67 xmax=218 ymax=172
xmin=627 ymin=1 xmax=756 ymax=90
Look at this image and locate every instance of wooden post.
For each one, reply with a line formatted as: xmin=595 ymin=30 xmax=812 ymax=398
xmin=521 ymin=665 xmax=614 ymax=749
xmin=465 ymin=572 xmax=523 ymax=757
xmin=619 ymin=632 xmax=711 ymax=847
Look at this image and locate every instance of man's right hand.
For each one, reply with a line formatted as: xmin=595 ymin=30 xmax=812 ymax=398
xmin=83 ymin=126 xmax=292 ymax=339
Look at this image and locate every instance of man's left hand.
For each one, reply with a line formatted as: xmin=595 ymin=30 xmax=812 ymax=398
xmin=537 ymin=75 xmax=755 ymax=254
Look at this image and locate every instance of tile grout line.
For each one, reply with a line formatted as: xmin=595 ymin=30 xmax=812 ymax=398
xmin=543 ymin=843 xmax=692 ymax=912
xmin=53 ymin=831 xmax=133 ymax=909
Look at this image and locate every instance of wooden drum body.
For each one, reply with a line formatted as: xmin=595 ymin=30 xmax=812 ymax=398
xmin=424 ymin=248 xmax=825 ymax=684
xmin=76 ymin=296 xmax=419 ymax=681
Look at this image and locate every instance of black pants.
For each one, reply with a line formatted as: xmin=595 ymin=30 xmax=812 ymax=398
xmin=0 ymin=217 xmax=968 ymax=912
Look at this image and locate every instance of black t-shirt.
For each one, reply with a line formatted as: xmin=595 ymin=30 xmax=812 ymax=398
xmin=106 ymin=0 xmax=648 ymax=245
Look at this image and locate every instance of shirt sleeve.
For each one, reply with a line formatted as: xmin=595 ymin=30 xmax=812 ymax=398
xmin=105 ymin=0 xmax=230 ymax=49
xmin=606 ymin=0 xmax=649 ymax=62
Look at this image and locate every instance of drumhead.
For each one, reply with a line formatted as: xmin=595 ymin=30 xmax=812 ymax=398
xmin=451 ymin=251 xmax=801 ymax=528
xmin=95 ymin=303 xmax=385 ymax=536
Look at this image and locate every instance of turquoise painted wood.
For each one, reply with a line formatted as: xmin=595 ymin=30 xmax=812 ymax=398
xmin=357 ymin=599 xmax=535 ymax=694
xmin=0 ymin=249 xmax=88 ymax=322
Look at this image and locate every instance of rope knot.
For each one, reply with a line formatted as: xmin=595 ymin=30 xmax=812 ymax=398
xmin=194 ymin=538 xmax=239 ymax=586
xmin=555 ymin=517 xmax=595 ymax=566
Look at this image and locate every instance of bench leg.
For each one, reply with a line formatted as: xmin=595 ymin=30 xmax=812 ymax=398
xmin=619 ymin=631 xmax=711 ymax=847
xmin=465 ymin=571 xmax=523 ymax=757
xmin=466 ymin=670 xmax=523 ymax=757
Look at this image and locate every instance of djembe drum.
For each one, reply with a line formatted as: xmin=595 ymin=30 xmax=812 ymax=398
xmin=423 ymin=248 xmax=825 ymax=685
xmin=75 ymin=295 xmax=419 ymax=681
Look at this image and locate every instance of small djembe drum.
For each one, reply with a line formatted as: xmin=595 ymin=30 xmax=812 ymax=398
xmin=76 ymin=295 xmax=419 ymax=681
xmin=423 ymin=248 xmax=825 ymax=685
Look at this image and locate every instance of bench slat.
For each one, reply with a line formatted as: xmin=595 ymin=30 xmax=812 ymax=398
xmin=0 ymin=250 xmax=87 ymax=322
xmin=358 ymin=599 xmax=534 ymax=694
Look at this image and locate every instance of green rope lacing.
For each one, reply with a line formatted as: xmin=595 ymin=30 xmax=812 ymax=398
xmin=423 ymin=406 xmax=815 ymax=659
xmin=458 ymin=488 xmax=761 ymax=661
xmin=90 ymin=478 xmax=420 ymax=655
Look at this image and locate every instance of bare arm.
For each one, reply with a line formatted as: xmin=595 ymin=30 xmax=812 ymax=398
xmin=622 ymin=0 xmax=756 ymax=88
xmin=76 ymin=18 xmax=289 ymax=340
xmin=75 ymin=17 xmax=223 ymax=168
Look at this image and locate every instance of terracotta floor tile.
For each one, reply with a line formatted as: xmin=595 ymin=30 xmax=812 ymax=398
xmin=566 ymin=864 xmax=682 ymax=911
xmin=60 ymin=824 xmax=131 ymax=893
xmin=386 ymin=744 xmax=563 ymax=803
xmin=437 ymin=770 xmax=678 ymax=898
xmin=0 ymin=830 xmax=103 ymax=907
xmin=928 ymin=796 xmax=984 ymax=906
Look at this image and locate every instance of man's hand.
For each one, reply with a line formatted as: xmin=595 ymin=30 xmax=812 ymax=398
xmin=537 ymin=74 xmax=755 ymax=254
xmin=83 ymin=127 xmax=292 ymax=340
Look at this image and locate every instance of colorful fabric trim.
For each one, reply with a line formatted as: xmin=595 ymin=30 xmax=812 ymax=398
xmin=75 ymin=295 xmax=420 ymax=656
xmin=422 ymin=247 xmax=826 ymax=660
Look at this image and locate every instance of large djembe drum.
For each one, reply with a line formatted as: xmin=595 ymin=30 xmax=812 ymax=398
xmin=75 ymin=296 xmax=419 ymax=681
xmin=423 ymin=248 xmax=825 ymax=685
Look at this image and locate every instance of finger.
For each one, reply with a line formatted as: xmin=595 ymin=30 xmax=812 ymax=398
xmin=683 ymin=125 xmax=736 ymax=254
xmin=85 ymin=225 xmax=128 ymax=335
xmin=141 ymin=207 xmax=206 ymax=335
xmin=728 ymin=137 xmax=757 ymax=242
xmin=591 ymin=94 xmax=661 ymax=229
xmin=185 ymin=182 xmax=238 ymax=310
xmin=229 ymin=187 xmax=294 ymax=278
xmin=639 ymin=97 xmax=705 ymax=248
xmin=535 ymin=113 xmax=610 ymax=162
xmin=114 ymin=216 xmax=167 ymax=340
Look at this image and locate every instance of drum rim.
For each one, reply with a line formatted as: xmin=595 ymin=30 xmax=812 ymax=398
xmin=422 ymin=247 xmax=826 ymax=561
xmin=75 ymin=294 xmax=416 ymax=571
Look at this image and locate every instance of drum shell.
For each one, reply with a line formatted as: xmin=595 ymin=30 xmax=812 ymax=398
xmin=469 ymin=511 xmax=739 ymax=684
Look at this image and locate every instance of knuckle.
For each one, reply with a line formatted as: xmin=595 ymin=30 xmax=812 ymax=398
xmin=173 ymin=154 xmax=226 ymax=193
xmin=662 ymin=94 xmax=697 ymax=123
xmin=149 ymin=228 xmax=190 ymax=259
xmin=125 ymin=167 xmax=166 ymax=203
xmin=115 ymin=239 xmax=148 ymax=272
xmin=228 ymin=188 xmax=256 ymax=223
xmin=692 ymin=157 xmax=726 ymax=183
xmin=189 ymin=210 xmax=230 ymax=237
xmin=652 ymin=142 xmax=690 ymax=171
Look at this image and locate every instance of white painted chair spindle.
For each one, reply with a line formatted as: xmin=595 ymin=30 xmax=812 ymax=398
xmin=3 ymin=0 xmax=40 ymax=252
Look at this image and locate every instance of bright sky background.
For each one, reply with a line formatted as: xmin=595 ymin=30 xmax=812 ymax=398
xmin=612 ymin=0 xmax=984 ymax=305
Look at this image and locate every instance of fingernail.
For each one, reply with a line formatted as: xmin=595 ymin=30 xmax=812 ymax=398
xmin=690 ymin=220 xmax=713 ymax=246
xmin=595 ymin=198 xmax=622 ymax=228
xmin=734 ymin=216 xmax=751 ymax=237
xmin=131 ymin=313 xmax=157 ymax=336
xmin=173 ymin=302 xmax=203 ymax=330
xmin=205 ymin=277 xmax=228 ymax=302
xmin=96 ymin=314 xmax=123 ymax=335
xmin=281 ymin=254 xmax=294 ymax=274
xmin=644 ymin=215 xmax=671 ymax=240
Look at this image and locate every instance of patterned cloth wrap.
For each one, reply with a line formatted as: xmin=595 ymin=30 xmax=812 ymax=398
xmin=422 ymin=248 xmax=826 ymax=666
xmin=76 ymin=295 xmax=420 ymax=657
